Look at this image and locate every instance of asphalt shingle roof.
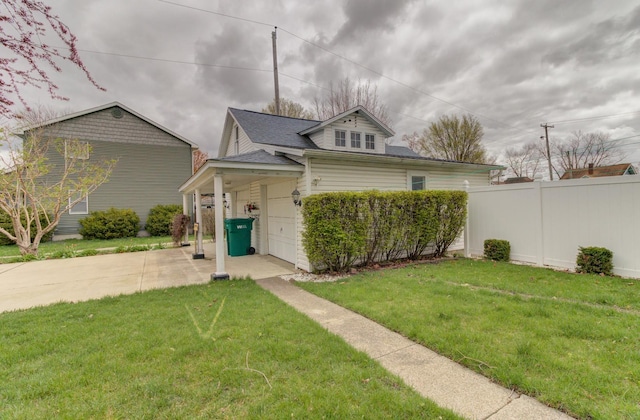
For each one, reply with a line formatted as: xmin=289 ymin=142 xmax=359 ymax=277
xmin=218 ymin=150 xmax=302 ymax=166
xmin=229 ymin=108 xmax=320 ymax=149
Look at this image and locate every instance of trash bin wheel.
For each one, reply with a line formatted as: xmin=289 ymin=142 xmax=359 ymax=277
xmin=247 ymin=247 xmax=256 ymax=255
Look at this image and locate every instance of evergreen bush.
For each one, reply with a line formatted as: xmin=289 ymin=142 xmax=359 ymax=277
xmin=576 ymin=246 xmax=613 ymax=276
xmin=79 ymin=208 xmax=140 ymax=239
xmin=484 ymin=239 xmax=510 ymax=261
xmin=146 ymin=204 xmax=183 ymax=236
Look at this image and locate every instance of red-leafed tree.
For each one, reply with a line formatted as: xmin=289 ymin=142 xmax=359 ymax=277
xmin=0 ymin=0 xmax=104 ymax=118
xmin=193 ymin=149 xmax=208 ymax=173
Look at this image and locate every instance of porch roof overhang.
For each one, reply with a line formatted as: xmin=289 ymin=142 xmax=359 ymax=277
xmin=179 ymin=157 xmax=304 ymax=194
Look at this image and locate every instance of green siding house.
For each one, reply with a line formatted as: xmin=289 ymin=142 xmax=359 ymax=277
xmin=22 ymin=102 xmax=198 ymax=238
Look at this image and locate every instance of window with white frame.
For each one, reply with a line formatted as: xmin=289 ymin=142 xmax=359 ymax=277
xmin=234 ymin=125 xmax=240 ymax=155
xmin=365 ymin=133 xmax=375 ymax=150
xmin=65 ymin=140 xmax=89 ymax=160
xmin=408 ymin=173 xmax=427 ymax=191
xmin=335 ymin=129 xmax=346 ymax=147
xmin=351 ymin=132 xmax=361 ymax=148
xmin=69 ymin=191 xmax=88 ymax=214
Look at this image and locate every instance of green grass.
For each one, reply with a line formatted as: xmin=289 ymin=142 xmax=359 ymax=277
xmin=0 ymin=279 xmax=460 ymax=419
xmin=297 ymin=259 xmax=640 ymax=420
xmin=0 ymin=236 xmax=183 ymax=262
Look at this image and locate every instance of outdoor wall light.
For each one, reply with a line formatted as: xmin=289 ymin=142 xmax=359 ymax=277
xmin=291 ymin=188 xmax=302 ymax=207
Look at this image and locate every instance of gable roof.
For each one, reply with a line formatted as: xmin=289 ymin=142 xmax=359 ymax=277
xmin=19 ymin=102 xmax=198 ymax=149
xmin=298 ymin=105 xmax=395 ymax=137
xmin=229 ymin=108 xmax=320 ymax=150
xmin=560 ymin=163 xmax=636 ymax=179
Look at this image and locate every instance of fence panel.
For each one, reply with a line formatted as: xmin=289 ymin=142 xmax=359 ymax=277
xmin=466 ymin=176 xmax=640 ymax=279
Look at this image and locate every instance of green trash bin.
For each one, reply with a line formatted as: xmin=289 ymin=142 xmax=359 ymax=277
xmin=224 ymin=218 xmax=255 ymax=256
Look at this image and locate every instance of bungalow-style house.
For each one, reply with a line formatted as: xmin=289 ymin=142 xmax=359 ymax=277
xmin=179 ymin=106 xmax=501 ymax=277
xmin=560 ymin=163 xmax=637 ymax=180
xmin=21 ymin=102 xmax=198 ymax=239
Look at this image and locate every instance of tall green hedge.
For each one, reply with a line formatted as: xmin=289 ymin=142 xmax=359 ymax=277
xmin=302 ymin=190 xmax=467 ymax=272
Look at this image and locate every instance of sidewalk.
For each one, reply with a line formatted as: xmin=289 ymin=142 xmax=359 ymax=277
xmin=255 ymin=277 xmax=574 ymax=420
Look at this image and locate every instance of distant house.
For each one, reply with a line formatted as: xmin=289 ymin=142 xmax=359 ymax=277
xmin=22 ymin=102 xmax=198 ymax=239
xmin=180 ymin=106 xmax=502 ymax=275
xmin=560 ymin=163 xmax=637 ymax=180
xmin=500 ymin=177 xmax=534 ymax=184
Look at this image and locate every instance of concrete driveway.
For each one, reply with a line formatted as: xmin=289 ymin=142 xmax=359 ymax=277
xmin=0 ymin=241 xmax=294 ymax=313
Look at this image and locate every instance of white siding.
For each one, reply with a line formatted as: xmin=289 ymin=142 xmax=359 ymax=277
xmin=249 ymin=182 xmax=262 ymax=254
xmin=223 ymin=124 xmax=256 ymax=157
xmin=322 ymin=118 xmax=387 ymax=154
xmin=309 ymin=159 xmax=406 ymax=193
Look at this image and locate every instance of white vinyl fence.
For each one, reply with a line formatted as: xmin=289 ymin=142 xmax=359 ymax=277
xmin=464 ymin=176 xmax=640 ymax=279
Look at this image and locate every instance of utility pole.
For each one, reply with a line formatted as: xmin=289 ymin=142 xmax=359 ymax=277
xmin=271 ymin=27 xmax=280 ymax=116
xmin=540 ymin=123 xmax=554 ymax=180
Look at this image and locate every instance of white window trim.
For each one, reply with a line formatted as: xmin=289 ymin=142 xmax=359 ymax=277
xmin=365 ymin=133 xmax=375 ymax=150
xmin=350 ymin=131 xmax=362 ymax=148
xmin=69 ymin=191 xmax=89 ymax=215
xmin=408 ymin=171 xmax=429 ymax=191
xmin=65 ymin=140 xmax=90 ymax=160
xmin=335 ymin=129 xmax=346 ymax=147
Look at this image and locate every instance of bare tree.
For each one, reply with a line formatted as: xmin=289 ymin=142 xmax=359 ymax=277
xmin=404 ymin=114 xmax=489 ymax=164
xmin=262 ymin=98 xmax=315 ymax=119
xmin=0 ymin=0 xmax=104 ymax=118
xmin=504 ymin=141 xmax=542 ymax=178
xmin=192 ymin=149 xmax=208 ymax=173
xmin=314 ymin=78 xmax=392 ymax=127
xmin=0 ymin=115 xmax=116 ymax=255
xmin=552 ymin=131 xmax=625 ymax=175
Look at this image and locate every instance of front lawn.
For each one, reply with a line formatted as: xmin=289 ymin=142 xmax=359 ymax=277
xmin=0 ymin=279 xmax=459 ymax=419
xmin=297 ymin=259 xmax=640 ymax=420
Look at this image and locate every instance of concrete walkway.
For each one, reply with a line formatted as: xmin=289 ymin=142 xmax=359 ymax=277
xmin=256 ymin=277 xmax=574 ymax=420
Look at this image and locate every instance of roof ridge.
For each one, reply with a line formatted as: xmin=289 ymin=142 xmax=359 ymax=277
xmin=229 ymin=107 xmax=320 ymax=123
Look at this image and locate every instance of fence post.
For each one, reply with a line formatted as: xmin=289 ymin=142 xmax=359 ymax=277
xmin=534 ymin=175 xmax=544 ymax=266
xmin=463 ymin=180 xmax=470 ymax=258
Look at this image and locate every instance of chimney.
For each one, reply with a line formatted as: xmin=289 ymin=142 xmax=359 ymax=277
xmin=588 ymin=163 xmax=594 ymax=175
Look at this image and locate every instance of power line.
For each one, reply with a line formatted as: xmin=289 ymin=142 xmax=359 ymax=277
xmin=547 ymin=110 xmax=640 ymax=125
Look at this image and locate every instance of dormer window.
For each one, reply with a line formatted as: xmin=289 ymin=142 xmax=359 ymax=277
xmin=365 ymin=134 xmax=375 ymax=150
xmin=351 ymin=132 xmax=361 ymax=148
xmin=335 ymin=130 xmax=346 ymax=147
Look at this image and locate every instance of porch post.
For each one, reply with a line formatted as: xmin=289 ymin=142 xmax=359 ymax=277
xmin=212 ymin=174 xmax=229 ymax=280
xmin=181 ymin=194 xmax=189 ymax=246
xmin=193 ymin=189 xmax=204 ymax=259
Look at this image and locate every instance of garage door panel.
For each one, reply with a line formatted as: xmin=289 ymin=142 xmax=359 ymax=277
xmin=267 ymin=181 xmax=296 ymax=264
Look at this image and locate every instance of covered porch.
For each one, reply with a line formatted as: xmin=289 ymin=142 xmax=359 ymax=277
xmin=179 ymin=151 xmax=304 ymax=280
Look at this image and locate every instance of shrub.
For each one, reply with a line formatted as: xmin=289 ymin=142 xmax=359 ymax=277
xmin=146 ymin=204 xmax=183 ymax=236
xmin=0 ymin=210 xmax=54 ymax=246
xmin=576 ymin=246 xmax=613 ymax=276
xmin=79 ymin=208 xmax=140 ymax=239
xmin=302 ymin=190 xmax=467 ymax=272
xmin=171 ymin=213 xmax=191 ymax=245
xmin=484 ymin=239 xmax=510 ymax=261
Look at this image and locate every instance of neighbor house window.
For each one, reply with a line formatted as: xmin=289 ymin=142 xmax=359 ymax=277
xmin=335 ymin=130 xmax=346 ymax=147
xmin=65 ymin=140 xmax=89 ymax=160
xmin=69 ymin=191 xmax=88 ymax=215
xmin=411 ymin=175 xmax=426 ymax=191
xmin=365 ymin=134 xmax=375 ymax=150
xmin=351 ymin=132 xmax=361 ymax=148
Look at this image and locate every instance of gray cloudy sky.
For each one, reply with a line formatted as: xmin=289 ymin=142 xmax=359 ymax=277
xmin=14 ymin=0 xmax=640 ymax=165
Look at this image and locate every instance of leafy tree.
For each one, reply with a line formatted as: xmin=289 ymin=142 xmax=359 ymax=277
xmin=404 ymin=114 xmax=488 ymax=163
xmin=0 ymin=121 xmax=116 ymax=255
xmin=0 ymin=0 xmax=103 ymax=118
xmin=262 ymin=98 xmax=315 ymax=119
xmin=192 ymin=149 xmax=208 ymax=173
xmin=313 ymin=77 xmax=392 ymax=126
xmin=504 ymin=141 xmax=542 ymax=179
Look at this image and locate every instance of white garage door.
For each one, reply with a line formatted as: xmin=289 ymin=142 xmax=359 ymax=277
xmin=267 ymin=180 xmax=296 ymax=264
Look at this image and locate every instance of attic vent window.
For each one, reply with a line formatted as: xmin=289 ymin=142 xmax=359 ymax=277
xmin=111 ymin=108 xmax=123 ymax=119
